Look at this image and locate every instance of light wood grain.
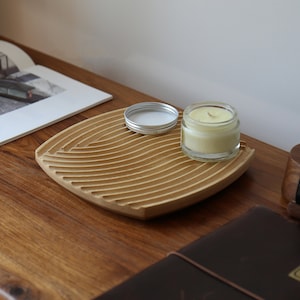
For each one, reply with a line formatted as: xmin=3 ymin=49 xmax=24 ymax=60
xmin=35 ymin=109 xmax=255 ymax=219
xmin=0 ymin=36 xmax=290 ymax=299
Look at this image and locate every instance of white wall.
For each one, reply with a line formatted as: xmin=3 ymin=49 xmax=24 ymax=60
xmin=0 ymin=0 xmax=299 ymax=150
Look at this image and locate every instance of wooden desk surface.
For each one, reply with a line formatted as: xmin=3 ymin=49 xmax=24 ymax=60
xmin=0 ymin=38 xmax=290 ymax=299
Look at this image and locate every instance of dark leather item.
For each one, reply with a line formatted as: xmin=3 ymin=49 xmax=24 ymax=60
xmin=95 ymin=206 xmax=300 ymax=300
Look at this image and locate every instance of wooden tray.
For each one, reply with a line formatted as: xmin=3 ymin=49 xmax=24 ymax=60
xmin=35 ymin=107 xmax=255 ymax=220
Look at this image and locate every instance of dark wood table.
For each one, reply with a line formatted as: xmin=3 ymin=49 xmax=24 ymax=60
xmin=0 ymin=37 xmax=291 ymax=299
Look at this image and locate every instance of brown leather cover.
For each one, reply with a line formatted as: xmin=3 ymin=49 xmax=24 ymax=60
xmin=95 ymin=206 xmax=300 ymax=300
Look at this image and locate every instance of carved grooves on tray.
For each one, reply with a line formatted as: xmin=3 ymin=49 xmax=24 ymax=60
xmin=36 ymin=108 xmax=254 ymax=215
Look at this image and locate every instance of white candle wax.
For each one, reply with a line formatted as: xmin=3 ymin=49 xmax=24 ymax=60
xmin=189 ymin=106 xmax=233 ymax=123
xmin=181 ymin=103 xmax=240 ymax=161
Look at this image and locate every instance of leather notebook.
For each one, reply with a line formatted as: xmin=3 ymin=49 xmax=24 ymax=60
xmin=94 ymin=206 xmax=300 ymax=300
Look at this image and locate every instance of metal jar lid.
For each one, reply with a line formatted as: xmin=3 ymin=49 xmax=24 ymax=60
xmin=124 ymin=102 xmax=179 ymax=135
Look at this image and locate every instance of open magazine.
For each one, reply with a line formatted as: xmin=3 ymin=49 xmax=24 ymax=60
xmin=0 ymin=40 xmax=112 ymax=145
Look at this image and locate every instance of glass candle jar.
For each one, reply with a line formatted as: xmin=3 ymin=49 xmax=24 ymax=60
xmin=181 ymin=102 xmax=240 ymax=162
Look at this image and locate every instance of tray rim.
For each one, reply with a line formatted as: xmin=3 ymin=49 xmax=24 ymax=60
xmin=35 ymin=108 xmax=255 ymax=220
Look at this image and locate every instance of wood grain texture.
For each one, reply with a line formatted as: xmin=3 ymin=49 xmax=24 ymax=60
xmin=0 ymin=36 xmax=290 ymax=299
xmin=0 ymin=267 xmax=40 ymax=299
xmin=35 ymin=109 xmax=254 ymax=219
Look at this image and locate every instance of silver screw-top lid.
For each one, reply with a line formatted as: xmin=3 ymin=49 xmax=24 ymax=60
xmin=124 ymin=102 xmax=179 ymax=135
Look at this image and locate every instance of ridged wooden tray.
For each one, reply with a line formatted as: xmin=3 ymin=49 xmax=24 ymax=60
xmin=35 ymin=107 xmax=255 ymax=220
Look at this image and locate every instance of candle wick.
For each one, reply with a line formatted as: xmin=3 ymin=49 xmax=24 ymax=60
xmin=207 ymin=112 xmax=215 ymax=118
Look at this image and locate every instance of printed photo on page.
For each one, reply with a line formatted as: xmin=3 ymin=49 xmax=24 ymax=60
xmin=0 ymin=51 xmax=65 ymax=115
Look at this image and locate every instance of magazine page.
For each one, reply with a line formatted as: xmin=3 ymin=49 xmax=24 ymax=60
xmin=0 ymin=40 xmax=35 ymax=70
xmin=0 ymin=41 xmax=112 ymax=145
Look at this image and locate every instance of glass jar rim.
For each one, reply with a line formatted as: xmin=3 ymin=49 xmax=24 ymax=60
xmin=183 ymin=102 xmax=238 ymax=126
